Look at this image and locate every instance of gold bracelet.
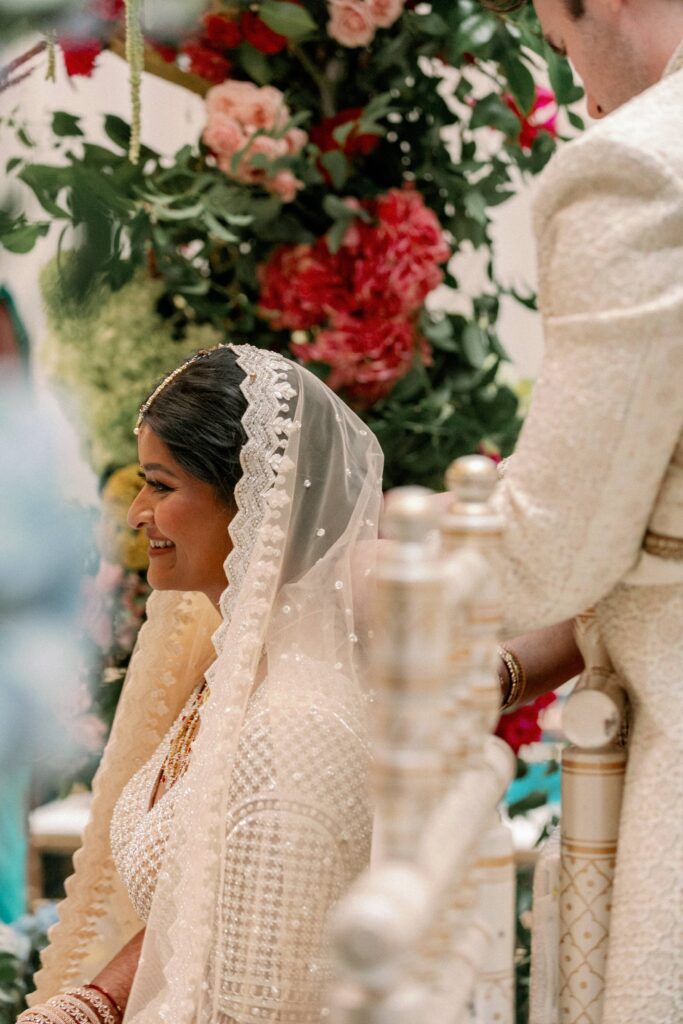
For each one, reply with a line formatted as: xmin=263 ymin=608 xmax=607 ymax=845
xmin=498 ymin=645 xmax=527 ymax=711
xmin=71 ymin=988 xmax=122 ymax=1024
xmin=47 ymin=997 xmax=97 ymax=1024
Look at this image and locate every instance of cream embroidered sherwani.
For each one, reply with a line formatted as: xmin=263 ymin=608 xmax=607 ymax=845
xmin=494 ymin=41 xmax=683 ymax=1024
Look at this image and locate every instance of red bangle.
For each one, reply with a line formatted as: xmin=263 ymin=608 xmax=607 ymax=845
xmin=84 ymin=983 xmax=124 ymax=1018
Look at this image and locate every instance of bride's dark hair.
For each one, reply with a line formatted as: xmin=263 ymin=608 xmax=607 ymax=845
xmin=140 ymin=347 xmax=248 ymax=507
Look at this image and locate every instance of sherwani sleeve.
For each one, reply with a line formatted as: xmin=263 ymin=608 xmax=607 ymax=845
xmin=493 ymin=135 xmax=683 ymax=634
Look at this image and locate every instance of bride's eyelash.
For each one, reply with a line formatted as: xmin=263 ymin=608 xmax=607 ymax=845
xmin=138 ymin=471 xmax=173 ymax=493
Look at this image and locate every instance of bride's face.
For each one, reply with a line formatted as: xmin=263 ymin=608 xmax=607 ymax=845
xmin=127 ymin=425 xmax=234 ymax=607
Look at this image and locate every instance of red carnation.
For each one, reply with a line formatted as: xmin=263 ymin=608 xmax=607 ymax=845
xmin=311 ymin=108 xmax=380 ymax=158
xmin=291 ymin=314 xmax=423 ymax=404
xmin=60 ymin=37 xmax=102 ymax=77
xmin=240 ymin=11 xmax=288 ymax=54
xmin=504 ymin=85 xmax=558 ymax=151
xmin=258 ymin=187 xmax=450 ymax=403
xmin=203 ymin=11 xmax=243 ymax=50
xmin=258 ymin=242 xmax=348 ymax=330
xmin=495 ymin=693 xmax=556 ymax=755
xmin=181 ymin=40 xmax=232 ymax=83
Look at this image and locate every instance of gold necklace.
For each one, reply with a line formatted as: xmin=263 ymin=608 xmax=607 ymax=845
xmin=160 ymin=680 xmax=210 ymax=789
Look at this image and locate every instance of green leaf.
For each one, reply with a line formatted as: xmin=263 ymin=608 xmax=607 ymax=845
xmin=5 ymin=156 xmax=22 ymax=173
xmin=320 ymin=150 xmax=349 ymax=190
xmin=203 ymin=211 xmax=239 ymax=242
xmin=238 ymin=43 xmax=273 ymax=85
xmin=501 ymin=56 xmax=535 ymax=114
xmin=326 ymin=218 xmax=348 ymax=255
xmin=464 ymin=190 xmax=487 ymax=225
xmin=323 ymin=194 xmax=371 ymax=224
xmin=16 ymin=125 xmax=35 ymax=148
xmin=18 ymin=164 xmax=72 ymax=217
xmin=469 ymin=94 xmax=520 ymax=136
xmin=461 ymin=322 xmax=488 ymax=367
xmin=547 ymin=50 xmax=583 ymax=105
xmin=52 ymin=111 xmax=84 ymax=137
xmin=0 ymin=220 xmax=49 ymax=253
xmin=103 ymin=114 xmax=131 ymax=150
xmin=332 ymin=120 xmax=356 ymax=147
xmin=412 ymin=11 xmax=449 ymax=36
xmin=259 ymin=1 xmax=316 ymax=40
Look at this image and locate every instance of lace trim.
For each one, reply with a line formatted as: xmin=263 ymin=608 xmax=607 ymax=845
xmin=213 ymin=344 xmax=298 ymax=656
xmin=150 ymin=347 xmax=302 ymax=1022
xmin=31 ymin=591 xmax=210 ymax=1004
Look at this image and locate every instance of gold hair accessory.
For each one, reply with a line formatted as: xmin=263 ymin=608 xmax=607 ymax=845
xmin=134 ymin=344 xmax=231 ymax=435
xmin=498 ymin=645 xmax=527 ymax=711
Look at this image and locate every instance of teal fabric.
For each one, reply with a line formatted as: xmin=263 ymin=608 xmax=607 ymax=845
xmin=0 ymin=285 xmax=29 ymax=361
xmin=0 ymin=766 xmax=29 ymax=923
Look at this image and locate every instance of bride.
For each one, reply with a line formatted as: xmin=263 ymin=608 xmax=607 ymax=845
xmin=22 ymin=344 xmax=383 ymax=1024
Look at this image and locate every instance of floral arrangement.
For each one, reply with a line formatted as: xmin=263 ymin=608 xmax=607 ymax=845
xmin=1 ymin=0 xmax=583 ymax=489
xmin=40 ymin=260 xmax=221 ymax=476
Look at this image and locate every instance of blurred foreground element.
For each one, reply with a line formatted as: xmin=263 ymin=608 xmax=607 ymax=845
xmin=0 ymin=0 xmax=82 ymax=44
xmin=0 ymin=372 xmax=85 ymax=767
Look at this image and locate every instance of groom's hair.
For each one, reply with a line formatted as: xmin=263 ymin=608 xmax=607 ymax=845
xmin=481 ymin=0 xmax=585 ymax=16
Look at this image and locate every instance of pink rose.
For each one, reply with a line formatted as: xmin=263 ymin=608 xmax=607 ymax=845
xmin=271 ymin=170 xmax=304 ymax=203
xmin=206 ymin=81 xmax=289 ymax=132
xmin=203 ymin=113 xmax=247 ymax=156
xmin=327 ymin=0 xmax=375 ymax=47
xmin=368 ymin=0 xmax=404 ymax=28
xmin=249 ymin=134 xmax=290 ymax=160
xmin=284 ymin=127 xmax=308 ymax=155
xmin=246 ymin=84 xmax=290 ymax=131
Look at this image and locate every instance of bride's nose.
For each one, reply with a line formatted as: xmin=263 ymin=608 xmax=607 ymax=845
xmin=127 ymin=488 xmax=153 ymax=530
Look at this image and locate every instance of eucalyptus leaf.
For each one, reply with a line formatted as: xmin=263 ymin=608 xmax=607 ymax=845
xmin=259 ymin=0 xmax=316 ymax=40
xmin=461 ymin=322 xmax=488 ymax=368
xmin=320 ymin=150 xmax=349 ymax=190
xmin=238 ymin=43 xmax=273 ymax=85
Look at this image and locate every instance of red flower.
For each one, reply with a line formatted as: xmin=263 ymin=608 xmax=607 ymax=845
xmin=352 ymin=188 xmax=450 ymax=314
xmin=60 ymin=37 xmax=102 ymax=77
xmin=240 ymin=11 xmax=288 ymax=54
xmin=495 ymin=693 xmax=556 ymax=755
xmin=181 ymin=40 xmax=232 ymax=83
xmin=504 ymin=85 xmax=558 ymax=151
xmin=291 ymin=314 xmax=424 ymax=404
xmin=258 ymin=242 xmax=348 ymax=330
xmin=311 ymin=108 xmax=380 ymax=158
xmin=258 ymin=187 xmax=449 ymax=403
xmin=91 ymin=0 xmax=124 ymax=19
xmin=203 ymin=11 xmax=243 ymax=50
xmin=149 ymin=41 xmax=178 ymax=64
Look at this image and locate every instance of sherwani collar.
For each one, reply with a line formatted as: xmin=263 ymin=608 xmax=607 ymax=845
xmin=663 ymin=36 xmax=683 ymax=77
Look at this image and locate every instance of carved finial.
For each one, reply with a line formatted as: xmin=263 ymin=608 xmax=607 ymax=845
xmin=381 ymin=486 xmax=436 ymax=543
xmin=445 ymin=454 xmax=498 ymax=505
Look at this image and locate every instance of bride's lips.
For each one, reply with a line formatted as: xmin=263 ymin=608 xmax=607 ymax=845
xmin=148 ymin=540 xmax=176 ymax=558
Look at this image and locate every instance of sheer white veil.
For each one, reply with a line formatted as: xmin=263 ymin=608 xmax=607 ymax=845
xmin=31 ymin=344 xmax=383 ymax=1023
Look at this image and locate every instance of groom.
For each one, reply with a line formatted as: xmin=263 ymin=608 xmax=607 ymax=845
xmin=475 ymin=2 xmax=683 ymax=1023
